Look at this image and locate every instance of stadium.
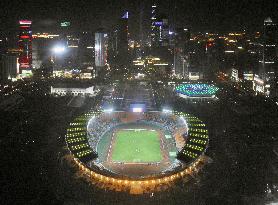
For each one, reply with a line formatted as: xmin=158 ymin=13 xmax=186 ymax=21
xmin=65 ymin=110 xmax=209 ymax=194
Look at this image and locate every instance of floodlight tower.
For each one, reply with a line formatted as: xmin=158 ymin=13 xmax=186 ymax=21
xmin=51 ymin=44 xmax=66 ymax=71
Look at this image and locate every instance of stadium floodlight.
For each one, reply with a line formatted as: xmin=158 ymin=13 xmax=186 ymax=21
xmin=103 ymin=108 xmax=113 ymax=113
xmin=52 ymin=45 xmax=66 ymax=54
xmin=132 ymin=107 xmax=143 ymax=113
xmin=180 ymin=116 xmax=188 ymax=131
xmin=95 ymin=44 xmax=100 ymax=51
xmin=162 ymin=108 xmax=172 ymax=113
xmin=169 ymin=31 xmax=174 ymax=35
xmin=87 ymin=116 xmax=96 ymax=131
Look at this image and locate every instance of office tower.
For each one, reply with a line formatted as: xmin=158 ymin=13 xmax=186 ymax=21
xmin=110 ymin=11 xmax=130 ymax=69
xmin=107 ymin=30 xmax=118 ymax=66
xmin=0 ymin=34 xmax=8 ymax=56
xmin=150 ymin=2 xmax=158 ymax=45
xmin=78 ymin=32 xmax=94 ymax=69
xmin=18 ymin=20 xmax=32 ymax=77
xmin=118 ymin=12 xmax=129 ymax=58
xmin=174 ymin=28 xmax=191 ymax=77
xmin=0 ymin=54 xmax=18 ymax=82
xmin=150 ymin=1 xmax=171 ymax=48
xmin=260 ymin=17 xmax=278 ymax=81
xmin=95 ymin=31 xmax=108 ymax=72
xmin=151 ymin=14 xmax=170 ymax=48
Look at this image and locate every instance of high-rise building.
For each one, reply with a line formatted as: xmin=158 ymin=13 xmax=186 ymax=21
xmin=95 ymin=32 xmax=108 ymax=68
xmin=118 ymin=11 xmax=129 ymax=58
xmin=0 ymin=34 xmax=8 ymax=56
xmin=174 ymin=28 xmax=191 ymax=77
xmin=18 ymin=20 xmax=32 ymax=77
xmin=32 ymin=33 xmax=59 ymax=70
xmin=150 ymin=1 xmax=171 ymax=48
xmin=107 ymin=11 xmax=130 ymax=70
xmin=111 ymin=11 xmax=130 ymax=68
xmin=256 ymin=17 xmax=278 ymax=95
xmin=260 ymin=17 xmax=278 ymax=81
xmin=151 ymin=14 xmax=170 ymax=47
xmin=78 ymin=32 xmax=95 ymax=69
xmin=150 ymin=2 xmax=158 ymax=45
xmin=107 ymin=30 xmax=118 ymax=65
xmin=0 ymin=54 xmax=18 ymax=82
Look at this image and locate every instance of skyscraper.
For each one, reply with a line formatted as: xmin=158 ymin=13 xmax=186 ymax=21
xmin=149 ymin=1 xmax=170 ymax=48
xmin=150 ymin=2 xmax=158 ymax=45
xmin=112 ymin=11 xmax=130 ymax=68
xmin=0 ymin=54 xmax=18 ymax=82
xmin=95 ymin=31 xmax=108 ymax=68
xmin=260 ymin=17 xmax=278 ymax=81
xmin=118 ymin=11 xmax=129 ymax=56
xmin=174 ymin=28 xmax=191 ymax=77
xmin=18 ymin=20 xmax=32 ymax=77
xmin=78 ymin=32 xmax=95 ymax=69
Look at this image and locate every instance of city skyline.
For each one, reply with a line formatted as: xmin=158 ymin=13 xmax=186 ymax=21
xmin=0 ymin=1 xmax=278 ymax=204
xmin=1 ymin=0 xmax=278 ymax=34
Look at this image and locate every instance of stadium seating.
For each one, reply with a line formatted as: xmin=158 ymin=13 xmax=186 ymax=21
xmin=176 ymin=113 xmax=209 ymax=163
xmin=65 ymin=110 xmax=100 ymax=161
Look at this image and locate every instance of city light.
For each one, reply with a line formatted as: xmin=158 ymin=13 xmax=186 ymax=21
xmin=103 ymin=108 xmax=113 ymax=113
xmin=132 ymin=107 xmax=143 ymax=113
xmin=2 ymin=1 xmax=278 ymax=202
xmin=19 ymin=20 xmax=32 ymax=25
xmin=225 ymin=50 xmax=235 ymax=53
xmin=52 ymin=45 xmax=66 ymax=54
xmin=162 ymin=108 xmax=172 ymax=113
xmin=95 ymin=44 xmax=100 ymax=51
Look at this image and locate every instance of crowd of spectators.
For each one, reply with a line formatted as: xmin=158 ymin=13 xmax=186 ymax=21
xmin=143 ymin=113 xmax=186 ymax=137
xmin=87 ymin=116 xmax=121 ymax=150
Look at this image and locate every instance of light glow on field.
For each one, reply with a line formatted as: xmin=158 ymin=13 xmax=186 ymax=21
xmin=133 ymin=107 xmax=143 ymax=113
xmin=112 ymin=129 xmax=162 ymax=163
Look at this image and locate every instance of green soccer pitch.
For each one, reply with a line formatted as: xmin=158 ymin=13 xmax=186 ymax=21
xmin=111 ymin=129 xmax=162 ymax=163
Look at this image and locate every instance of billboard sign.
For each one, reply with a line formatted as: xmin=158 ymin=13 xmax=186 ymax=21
xmin=19 ymin=20 xmax=32 ymax=25
xmin=154 ymin=21 xmax=163 ymax=26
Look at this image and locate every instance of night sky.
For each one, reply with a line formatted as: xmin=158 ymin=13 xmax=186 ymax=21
xmin=0 ymin=0 xmax=278 ymax=35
